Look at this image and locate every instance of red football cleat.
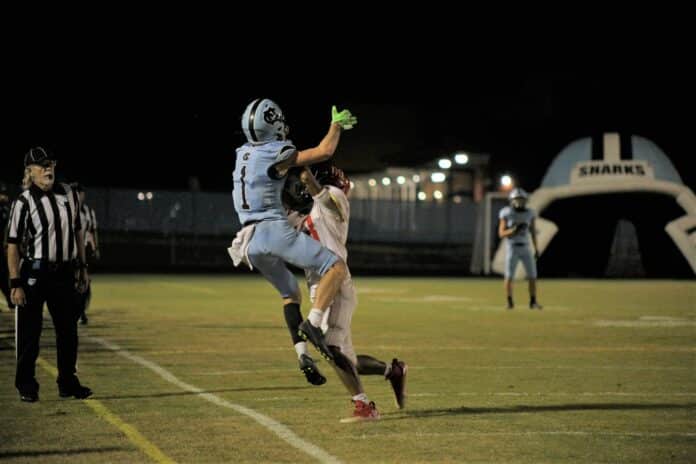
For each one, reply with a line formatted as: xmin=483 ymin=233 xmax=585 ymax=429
xmin=340 ymin=400 xmax=380 ymax=423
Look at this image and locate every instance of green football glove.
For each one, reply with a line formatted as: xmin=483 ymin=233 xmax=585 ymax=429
xmin=331 ymin=105 xmax=357 ymax=130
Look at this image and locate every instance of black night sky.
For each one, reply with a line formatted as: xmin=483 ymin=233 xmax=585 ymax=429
xmin=3 ymin=67 xmax=693 ymax=194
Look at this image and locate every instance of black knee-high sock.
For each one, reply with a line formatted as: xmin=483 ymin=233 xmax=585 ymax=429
xmin=329 ymin=345 xmax=364 ymax=396
xmin=283 ymin=303 xmax=304 ymax=345
xmin=357 ymin=354 xmax=388 ymax=376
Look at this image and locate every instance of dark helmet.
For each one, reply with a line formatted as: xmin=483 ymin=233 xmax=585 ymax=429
xmin=282 ymin=168 xmax=313 ymax=215
xmin=311 ymin=161 xmax=351 ymax=195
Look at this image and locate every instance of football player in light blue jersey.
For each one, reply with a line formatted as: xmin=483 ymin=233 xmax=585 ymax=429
xmin=498 ymin=188 xmax=542 ymax=310
xmin=232 ymin=98 xmax=357 ymax=383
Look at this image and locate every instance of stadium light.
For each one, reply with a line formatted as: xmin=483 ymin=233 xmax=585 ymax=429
xmin=368 ymin=179 xmax=377 ymax=187
xmin=412 ymin=174 xmax=421 ymax=183
xmin=500 ymin=174 xmax=513 ymax=190
xmin=438 ymin=158 xmax=452 ymax=169
xmin=137 ymin=192 xmax=145 ymax=201
xmin=382 ymin=177 xmax=391 ymax=186
xmin=454 ymin=153 xmax=469 ymax=165
xmin=146 ymin=192 xmax=153 ymax=200
xmin=417 ymin=191 xmax=427 ymax=201
xmin=396 ymin=176 xmax=406 ymax=185
xmin=431 ymin=172 xmax=446 ymax=183
xmin=433 ymin=190 xmax=443 ymax=200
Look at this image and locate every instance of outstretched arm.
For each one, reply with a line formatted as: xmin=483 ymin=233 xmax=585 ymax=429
xmin=294 ymin=123 xmax=343 ymax=166
xmin=275 ymin=106 xmax=357 ymax=171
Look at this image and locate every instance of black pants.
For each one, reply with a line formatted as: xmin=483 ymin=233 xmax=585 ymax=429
xmin=15 ymin=261 xmax=81 ymax=393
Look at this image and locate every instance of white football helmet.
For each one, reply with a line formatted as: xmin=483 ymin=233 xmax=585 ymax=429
xmin=241 ymin=98 xmax=289 ymax=143
xmin=509 ymin=188 xmax=528 ymax=209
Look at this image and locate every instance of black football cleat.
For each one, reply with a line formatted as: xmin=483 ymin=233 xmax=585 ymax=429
xmin=298 ymin=320 xmax=334 ymax=362
xmin=299 ymin=354 xmax=327 ymax=386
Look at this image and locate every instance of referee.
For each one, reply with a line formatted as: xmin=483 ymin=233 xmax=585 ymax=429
xmin=72 ymin=183 xmax=99 ymax=325
xmin=6 ymin=147 xmax=92 ymax=402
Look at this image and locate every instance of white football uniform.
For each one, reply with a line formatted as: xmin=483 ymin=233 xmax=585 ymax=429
xmin=499 ymin=206 xmax=537 ymax=279
xmin=302 ymin=186 xmax=358 ymax=365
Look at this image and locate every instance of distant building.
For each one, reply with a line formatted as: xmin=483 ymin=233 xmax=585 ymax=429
xmin=349 ymin=152 xmax=491 ymax=203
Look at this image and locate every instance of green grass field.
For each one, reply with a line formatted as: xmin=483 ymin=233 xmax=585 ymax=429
xmin=1 ymin=275 xmax=695 ymax=463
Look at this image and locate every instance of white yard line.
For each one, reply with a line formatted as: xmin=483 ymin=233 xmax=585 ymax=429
xmin=595 ymin=320 xmax=696 ymax=327
xmin=371 ymin=345 xmax=696 ymax=352
xmin=188 ymin=365 xmax=690 ymax=377
xmin=410 ymin=365 xmax=692 ymax=370
xmin=87 ymin=336 xmax=341 ymax=464
xmin=406 ymin=392 xmax=696 ymax=398
xmin=367 ymin=431 xmax=696 ymax=438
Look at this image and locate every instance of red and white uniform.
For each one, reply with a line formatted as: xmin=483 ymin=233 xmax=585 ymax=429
xmin=302 ymin=186 xmax=358 ymax=365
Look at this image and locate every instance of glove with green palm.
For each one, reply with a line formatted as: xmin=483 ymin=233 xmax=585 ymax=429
xmin=331 ymin=105 xmax=357 ymax=130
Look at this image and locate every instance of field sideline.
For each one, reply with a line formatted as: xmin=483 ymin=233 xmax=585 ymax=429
xmin=1 ymin=275 xmax=694 ymax=463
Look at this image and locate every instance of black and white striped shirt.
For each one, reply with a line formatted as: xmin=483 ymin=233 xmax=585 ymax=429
xmin=79 ymin=203 xmax=97 ymax=244
xmin=6 ymin=183 xmax=82 ymax=262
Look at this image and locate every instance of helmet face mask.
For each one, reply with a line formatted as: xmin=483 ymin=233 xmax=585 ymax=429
xmin=511 ymin=197 xmax=527 ymax=210
xmin=242 ymin=98 xmax=289 ymax=143
xmin=282 ymin=168 xmax=313 ymax=215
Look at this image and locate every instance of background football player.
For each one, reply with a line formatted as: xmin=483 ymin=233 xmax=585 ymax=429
xmin=498 ymin=188 xmax=542 ymax=309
